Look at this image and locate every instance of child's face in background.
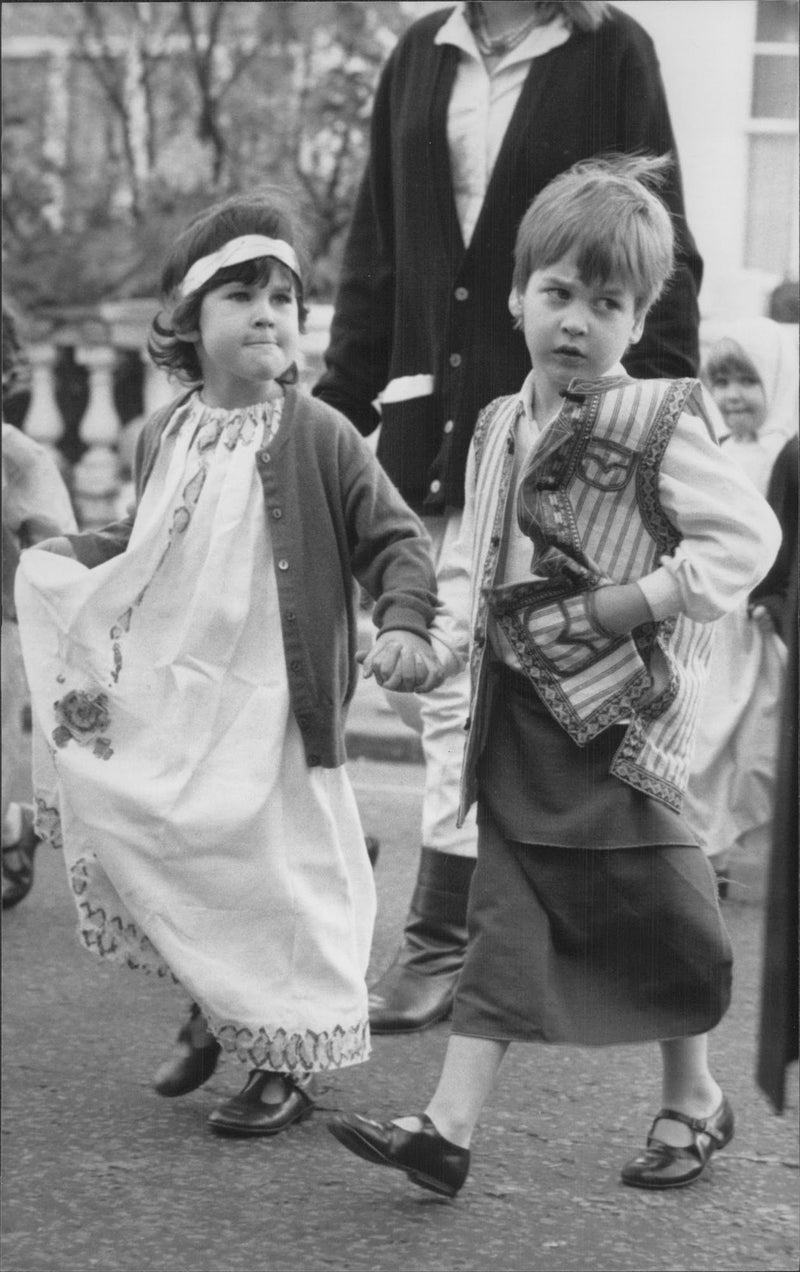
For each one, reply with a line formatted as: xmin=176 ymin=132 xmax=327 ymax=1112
xmin=511 ymin=249 xmax=645 ymax=418
xmin=707 ymin=364 xmax=768 ymax=441
xmin=191 ymin=263 xmax=300 ymax=408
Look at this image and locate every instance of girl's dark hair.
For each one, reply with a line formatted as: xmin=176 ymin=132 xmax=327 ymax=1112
xmin=148 ymin=189 xmax=309 ymax=385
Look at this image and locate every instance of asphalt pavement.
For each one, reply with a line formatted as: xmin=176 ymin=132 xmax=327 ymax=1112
xmin=2 ymin=674 xmax=798 ymax=1272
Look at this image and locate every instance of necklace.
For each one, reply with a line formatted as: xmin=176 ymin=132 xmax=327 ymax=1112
xmin=468 ymin=3 xmax=546 ymax=58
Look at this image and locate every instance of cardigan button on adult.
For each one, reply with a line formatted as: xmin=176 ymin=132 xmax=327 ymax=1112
xmin=272 ymin=508 xmax=283 ymax=520
xmin=454 ymin=287 xmax=468 ymax=301
xmin=278 ymin=559 xmax=289 ymax=571
xmin=443 ymin=420 xmax=454 ymax=434
xmin=448 ymin=353 xmax=462 ymax=369
xmin=429 ymin=479 xmax=441 ymax=494
xmin=290 ymin=660 xmax=301 ymax=672
xmin=258 ymin=452 xmax=271 ymax=465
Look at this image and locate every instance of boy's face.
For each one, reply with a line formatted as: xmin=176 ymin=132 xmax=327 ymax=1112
xmin=510 ymin=250 xmax=645 ymax=407
xmin=189 ymin=263 xmax=300 ymax=408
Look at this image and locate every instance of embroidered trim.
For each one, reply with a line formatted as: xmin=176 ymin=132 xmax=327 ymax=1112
xmin=208 ymin=1018 xmax=370 ymax=1073
xmin=636 ymin=379 xmax=697 ymax=555
xmin=33 ymin=797 xmax=63 ymax=850
xmin=69 ymin=858 xmax=178 ymax=979
xmin=109 ymin=395 xmax=283 ymax=683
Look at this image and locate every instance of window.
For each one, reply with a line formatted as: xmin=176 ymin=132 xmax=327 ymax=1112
xmin=744 ymin=0 xmax=799 ymax=274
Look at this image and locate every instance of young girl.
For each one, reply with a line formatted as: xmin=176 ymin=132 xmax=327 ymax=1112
xmin=683 ymin=317 xmax=798 ymax=895
xmin=328 ymin=157 xmax=781 ymax=1195
xmin=3 ymin=303 xmax=78 ymax=909
xmin=15 ymin=191 xmax=444 ymax=1137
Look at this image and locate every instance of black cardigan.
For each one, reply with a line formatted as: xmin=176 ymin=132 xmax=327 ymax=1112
xmin=314 ymin=4 xmax=703 ymax=513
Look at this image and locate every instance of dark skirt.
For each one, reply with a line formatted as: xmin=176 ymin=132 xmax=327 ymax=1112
xmin=452 ymin=805 xmax=733 ymax=1045
xmin=477 ymin=664 xmax=694 ymax=848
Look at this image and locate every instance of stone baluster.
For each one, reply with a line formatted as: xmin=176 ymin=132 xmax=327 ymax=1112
xmin=71 ymin=345 xmax=123 ymax=529
xmin=21 ymin=342 xmax=66 ymax=454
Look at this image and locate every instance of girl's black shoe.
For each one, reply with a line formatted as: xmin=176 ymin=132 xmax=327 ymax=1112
xmin=153 ymin=1004 xmax=221 ymax=1097
xmin=328 ymin=1112 xmax=470 ymax=1197
xmin=208 ymin=1071 xmax=315 ymax=1136
xmin=1 ymin=814 xmax=39 ymax=910
xmin=621 ymin=1096 xmax=734 ymax=1189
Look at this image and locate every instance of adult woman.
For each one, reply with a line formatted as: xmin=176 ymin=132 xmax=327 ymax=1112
xmin=314 ymin=0 xmax=703 ymax=1032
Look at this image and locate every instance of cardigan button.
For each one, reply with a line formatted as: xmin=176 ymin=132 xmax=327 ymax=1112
xmin=258 ymin=452 xmax=271 ymax=464
xmin=290 ymin=660 xmax=301 ymax=672
xmin=443 ymin=419 xmax=454 ymax=434
xmin=429 ymin=479 xmax=442 ymax=494
xmin=271 ymin=508 xmax=283 ymax=519
xmin=454 ymin=287 xmax=468 ymax=301
xmin=278 ymin=559 xmax=289 ymax=571
xmin=448 ymin=353 xmax=462 ymax=368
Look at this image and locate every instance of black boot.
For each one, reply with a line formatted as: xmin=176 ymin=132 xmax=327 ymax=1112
xmin=368 ymin=848 xmax=476 ymax=1034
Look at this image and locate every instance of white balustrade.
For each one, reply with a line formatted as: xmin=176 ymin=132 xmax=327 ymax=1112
xmin=71 ymin=345 xmax=124 ymax=529
xmin=21 ymin=343 xmax=65 ymax=453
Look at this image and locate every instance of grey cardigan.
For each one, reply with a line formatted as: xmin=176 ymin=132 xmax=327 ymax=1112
xmin=66 ymin=388 xmax=438 ymax=768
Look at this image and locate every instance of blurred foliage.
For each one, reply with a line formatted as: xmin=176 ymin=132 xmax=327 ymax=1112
xmin=1 ymin=0 xmax=412 ymax=310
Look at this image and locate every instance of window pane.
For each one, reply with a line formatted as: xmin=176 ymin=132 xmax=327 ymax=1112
xmin=756 ymin=0 xmax=799 ymax=44
xmin=752 ymin=52 xmax=799 ymax=116
xmin=745 ymin=134 xmax=799 ymax=272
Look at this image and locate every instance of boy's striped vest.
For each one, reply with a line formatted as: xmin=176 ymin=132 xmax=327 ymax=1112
xmin=460 ymin=376 xmax=717 ymax=817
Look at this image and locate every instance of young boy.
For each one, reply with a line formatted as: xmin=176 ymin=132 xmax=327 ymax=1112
xmin=328 ymin=155 xmax=782 ymax=1197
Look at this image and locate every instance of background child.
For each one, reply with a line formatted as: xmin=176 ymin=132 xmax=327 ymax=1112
xmin=329 ymin=156 xmax=781 ymax=1196
xmin=2 ymin=303 xmax=77 ymax=909
xmin=683 ymin=317 xmax=798 ymax=895
xmin=15 ymin=191 xmax=444 ymax=1137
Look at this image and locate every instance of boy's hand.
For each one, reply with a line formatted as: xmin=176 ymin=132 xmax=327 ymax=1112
xmin=359 ymin=631 xmax=444 ymax=693
xmin=26 ymin=535 xmax=77 ymax=558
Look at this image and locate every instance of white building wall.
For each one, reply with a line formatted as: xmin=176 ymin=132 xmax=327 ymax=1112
xmin=612 ymin=0 xmax=792 ymax=317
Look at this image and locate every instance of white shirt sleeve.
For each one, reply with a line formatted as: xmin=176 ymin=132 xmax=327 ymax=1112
xmin=636 ymin=409 xmax=783 ymax=623
xmin=427 ymin=448 xmax=476 ymax=675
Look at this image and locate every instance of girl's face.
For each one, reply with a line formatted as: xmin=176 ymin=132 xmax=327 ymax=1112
xmin=708 ymin=364 xmax=768 ymax=440
xmin=190 ymin=264 xmax=300 ymax=408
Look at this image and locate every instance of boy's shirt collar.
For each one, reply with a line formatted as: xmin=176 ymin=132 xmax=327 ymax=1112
xmin=516 ymin=363 xmax=628 ymax=423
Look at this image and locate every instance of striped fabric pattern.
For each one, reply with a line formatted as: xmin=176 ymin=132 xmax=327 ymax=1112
xmin=459 ymin=378 xmax=715 ymax=815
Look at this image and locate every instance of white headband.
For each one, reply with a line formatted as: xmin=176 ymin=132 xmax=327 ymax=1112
xmin=180 ymin=235 xmax=301 ymax=298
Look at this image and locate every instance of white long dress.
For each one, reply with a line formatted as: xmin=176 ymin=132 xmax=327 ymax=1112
xmin=683 ymin=319 xmax=798 ymax=871
xmin=16 ymin=394 xmax=376 ymax=1074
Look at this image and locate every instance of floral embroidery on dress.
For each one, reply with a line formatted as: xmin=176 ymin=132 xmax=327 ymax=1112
xmin=52 ymin=689 xmax=114 ymax=760
xmin=108 ymin=395 xmax=282 ymax=683
xmin=34 ymin=797 xmax=63 ymax=850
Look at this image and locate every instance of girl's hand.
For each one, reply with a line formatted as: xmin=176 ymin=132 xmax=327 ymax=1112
xmin=749 ymin=604 xmax=775 ymax=635
xmin=359 ymin=631 xmax=444 ymax=693
xmin=26 ymin=535 xmax=76 ymax=558
xmin=590 ymin=582 xmax=652 ymax=636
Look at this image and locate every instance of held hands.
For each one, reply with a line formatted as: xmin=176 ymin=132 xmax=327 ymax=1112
xmin=358 ymin=630 xmax=445 ymax=693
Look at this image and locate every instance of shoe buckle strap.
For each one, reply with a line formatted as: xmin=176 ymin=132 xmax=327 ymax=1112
xmin=656 ymin=1105 xmax=724 ymax=1143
